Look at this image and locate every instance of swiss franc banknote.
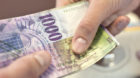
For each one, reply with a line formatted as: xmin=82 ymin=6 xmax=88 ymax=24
xmin=0 ymin=1 xmax=118 ymax=78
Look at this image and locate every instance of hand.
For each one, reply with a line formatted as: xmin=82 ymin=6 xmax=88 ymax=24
xmin=136 ymin=51 xmax=140 ymax=61
xmin=0 ymin=51 xmax=51 ymax=78
xmin=56 ymin=0 xmax=140 ymax=54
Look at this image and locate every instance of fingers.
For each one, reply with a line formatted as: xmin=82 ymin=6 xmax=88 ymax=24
xmin=102 ymin=0 xmax=139 ymax=27
xmin=72 ymin=0 xmax=119 ymax=54
xmin=136 ymin=51 xmax=140 ymax=61
xmin=56 ymin=0 xmax=80 ymax=7
xmin=117 ymin=0 xmax=140 ymax=16
xmin=107 ymin=16 xmax=130 ymax=36
xmin=0 ymin=51 xmax=51 ymax=78
xmin=56 ymin=0 xmax=71 ymax=7
xmin=102 ymin=14 xmax=118 ymax=27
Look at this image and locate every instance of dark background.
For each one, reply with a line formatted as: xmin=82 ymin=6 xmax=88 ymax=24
xmin=134 ymin=7 xmax=140 ymax=17
xmin=0 ymin=0 xmax=55 ymax=19
xmin=0 ymin=0 xmax=139 ymax=19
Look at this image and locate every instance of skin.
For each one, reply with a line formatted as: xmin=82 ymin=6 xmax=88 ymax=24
xmin=56 ymin=0 xmax=140 ymax=54
xmin=0 ymin=0 xmax=140 ymax=78
xmin=0 ymin=51 xmax=51 ymax=78
xmin=136 ymin=51 xmax=140 ymax=61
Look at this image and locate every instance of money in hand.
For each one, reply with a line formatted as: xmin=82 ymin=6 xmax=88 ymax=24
xmin=0 ymin=1 xmax=118 ymax=78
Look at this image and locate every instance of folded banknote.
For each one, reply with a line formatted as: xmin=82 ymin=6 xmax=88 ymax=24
xmin=0 ymin=1 xmax=118 ymax=78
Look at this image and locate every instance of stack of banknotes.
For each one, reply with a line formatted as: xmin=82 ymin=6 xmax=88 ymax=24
xmin=0 ymin=1 xmax=119 ymax=78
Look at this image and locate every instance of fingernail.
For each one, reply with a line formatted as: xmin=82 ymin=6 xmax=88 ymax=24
xmin=72 ymin=38 xmax=87 ymax=54
xmin=117 ymin=21 xmax=127 ymax=30
xmin=34 ymin=52 xmax=50 ymax=67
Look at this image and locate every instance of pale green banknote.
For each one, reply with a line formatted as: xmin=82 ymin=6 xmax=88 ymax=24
xmin=0 ymin=1 xmax=118 ymax=78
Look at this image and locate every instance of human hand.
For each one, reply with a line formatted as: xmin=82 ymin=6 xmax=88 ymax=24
xmin=0 ymin=51 xmax=51 ymax=78
xmin=136 ymin=51 xmax=140 ymax=61
xmin=56 ymin=0 xmax=140 ymax=54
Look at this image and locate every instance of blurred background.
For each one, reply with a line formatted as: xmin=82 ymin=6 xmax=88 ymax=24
xmin=0 ymin=0 xmax=140 ymax=78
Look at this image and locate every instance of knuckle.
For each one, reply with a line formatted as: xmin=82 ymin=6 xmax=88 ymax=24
xmin=23 ymin=56 xmax=40 ymax=68
xmin=78 ymin=21 xmax=97 ymax=37
xmin=103 ymin=20 xmax=110 ymax=27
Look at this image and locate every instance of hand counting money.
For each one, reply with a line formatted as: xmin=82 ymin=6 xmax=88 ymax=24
xmin=0 ymin=1 xmax=118 ymax=78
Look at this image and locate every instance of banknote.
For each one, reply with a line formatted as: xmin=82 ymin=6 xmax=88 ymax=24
xmin=0 ymin=1 xmax=118 ymax=78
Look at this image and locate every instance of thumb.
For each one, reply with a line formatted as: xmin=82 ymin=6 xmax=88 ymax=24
xmin=72 ymin=0 xmax=121 ymax=54
xmin=0 ymin=51 xmax=51 ymax=78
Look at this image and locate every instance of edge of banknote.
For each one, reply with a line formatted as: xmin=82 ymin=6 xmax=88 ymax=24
xmin=0 ymin=1 xmax=88 ymax=20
